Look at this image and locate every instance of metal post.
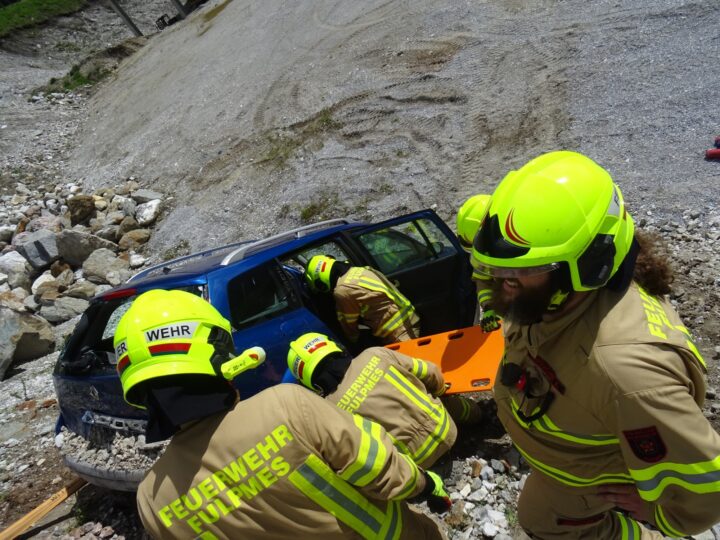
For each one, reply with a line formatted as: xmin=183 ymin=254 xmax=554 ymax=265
xmin=106 ymin=0 xmax=143 ymax=37
xmin=169 ymin=0 xmax=188 ymax=19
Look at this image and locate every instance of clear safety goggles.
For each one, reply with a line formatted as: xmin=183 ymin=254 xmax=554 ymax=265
xmin=472 ymin=262 xmax=560 ymax=279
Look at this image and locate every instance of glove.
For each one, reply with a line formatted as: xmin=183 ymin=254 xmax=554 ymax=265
xmin=480 ymin=309 xmax=501 ymax=332
xmin=421 ymin=471 xmax=452 ymax=514
xmin=433 ymin=382 xmax=451 ymax=398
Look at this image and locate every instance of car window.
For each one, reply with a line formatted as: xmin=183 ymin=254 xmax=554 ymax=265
xmin=357 ymin=218 xmax=455 ymax=274
xmin=228 ymin=265 xmax=294 ymax=329
xmin=100 ymin=285 xmax=205 ymax=341
xmin=281 ymin=241 xmax=351 ymax=273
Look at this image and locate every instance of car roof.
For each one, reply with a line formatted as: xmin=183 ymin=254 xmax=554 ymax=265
xmin=98 ymin=218 xmax=367 ymax=298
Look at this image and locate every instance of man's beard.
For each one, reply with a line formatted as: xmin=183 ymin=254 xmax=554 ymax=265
xmin=487 ymin=277 xmax=557 ymax=325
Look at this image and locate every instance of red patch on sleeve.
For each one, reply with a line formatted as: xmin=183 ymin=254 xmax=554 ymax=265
xmin=623 ymin=426 xmax=667 ymax=463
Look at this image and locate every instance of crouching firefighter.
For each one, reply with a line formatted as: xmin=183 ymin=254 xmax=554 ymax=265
xmin=304 ymin=255 xmax=421 ymax=345
xmin=473 ymin=151 xmax=720 ymax=539
xmin=114 ymin=289 xmax=451 ymax=540
xmin=456 ymin=193 xmax=501 ymax=332
xmin=287 ymin=332 xmax=458 ymax=467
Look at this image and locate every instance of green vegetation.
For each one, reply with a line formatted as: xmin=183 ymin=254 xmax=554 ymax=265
xmin=257 ymin=107 xmax=341 ymax=169
xmin=0 ymin=0 xmax=87 ymax=38
xmin=162 ymin=239 xmax=191 ymax=261
xmin=299 ymin=191 xmax=341 ymax=223
xmin=259 ymin=133 xmax=302 ymax=169
xmin=45 ymin=63 xmax=110 ymax=93
xmin=54 ymin=40 xmax=82 ymax=52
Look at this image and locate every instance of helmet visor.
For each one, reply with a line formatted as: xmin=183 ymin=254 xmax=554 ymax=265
xmin=472 ymin=261 xmax=560 ymax=279
xmin=458 ymin=234 xmax=473 ymax=253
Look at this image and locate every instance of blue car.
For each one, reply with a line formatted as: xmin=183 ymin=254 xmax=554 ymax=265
xmin=53 ymin=209 xmax=475 ymax=488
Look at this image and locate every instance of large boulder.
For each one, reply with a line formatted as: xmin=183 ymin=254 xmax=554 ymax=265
xmin=118 ymin=229 xmax=151 ymax=251
xmin=15 ymin=229 xmax=59 ymax=269
xmin=0 ymin=307 xmax=55 ymax=379
xmin=82 ymin=248 xmax=131 ymax=285
xmin=56 ymin=229 xmax=118 ymax=266
xmin=0 ymin=251 xmax=32 ymax=290
xmin=67 ymin=194 xmax=96 ymax=225
xmin=40 ymin=297 xmax=90 ymax=324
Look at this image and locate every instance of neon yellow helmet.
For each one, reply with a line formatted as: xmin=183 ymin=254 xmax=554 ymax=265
xmin=457 ymin=194 xmax=491 ymax=252
xmin=287 ymin=332 xmax=343 ymax=392
xmin=304 ymin=255 xmax=336 ymax=293
xmin=471 ymin=151 xmax=634 ymax=292
xmin=114 ymin=289 xmax=259 ymax=409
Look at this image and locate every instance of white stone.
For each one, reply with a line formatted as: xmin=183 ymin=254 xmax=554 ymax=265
xmin=135 ymin=199 xmax=161 ymax=226
xmin=31 ymin=270 xmax=56 ymax=294
xmin=482 ymin=521 xmax=499 ymax=537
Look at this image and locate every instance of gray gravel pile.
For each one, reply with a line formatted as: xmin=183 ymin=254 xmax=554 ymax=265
xmin=57 ymin=428 xmax=167 ymax=473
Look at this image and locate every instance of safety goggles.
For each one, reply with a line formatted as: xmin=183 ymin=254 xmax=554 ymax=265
xmin=471 ymin=261 xmax=560 ymax=279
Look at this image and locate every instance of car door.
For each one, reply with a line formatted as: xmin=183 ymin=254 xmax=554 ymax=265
xmin=347 ymin=210 xmax=476 ymax=335
xmin=216 ymin=261 xmax=341 ymax=397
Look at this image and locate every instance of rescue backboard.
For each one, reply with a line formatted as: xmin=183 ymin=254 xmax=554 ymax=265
xmin=385 ymin=326 xmax=504 ymax=394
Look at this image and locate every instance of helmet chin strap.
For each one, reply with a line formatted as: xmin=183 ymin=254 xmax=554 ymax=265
xmin=546 ymin=289 xmax=570 ymax=312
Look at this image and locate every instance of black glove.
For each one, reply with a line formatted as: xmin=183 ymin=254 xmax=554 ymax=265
xmin=480 ymin=309 xmax=501 ymax=332
xmin=419 ymin=470 xmax=452 ymax=514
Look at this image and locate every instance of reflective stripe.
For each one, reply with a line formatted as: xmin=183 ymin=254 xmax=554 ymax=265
xmin=510 ymin=398 xmax=618 ymax=446
xmin=384 ymin=367 xmax=440 ymax=418
xmin=413 ymin=405 xmax=450 ymax=465
xmin=533 ymin=415 xmax=619 ymax=446
xmin=393 ymin=454 xmax=420 ymax=500
xmin=513 ymin=441 xmax=633 ymax=487
xmin=384 ymin=367 xmax=450 ymax=465
xmin=673 ymin=324 xmax=707 ymax=369
xmin=344 ymin=268 xmax=417 ymax=337
xmin=615 ymin=512 xmax=641 ymax=540
xmin=290 ymin=454 xmax=401 ymax=539
xmin=337 ymin=311 xmax=360 ymax=323
xmin=630 ymin=454 xmax=720 ymax=501
xmin=654 ymin=505 xmax=685 ymax=538
xmin=458 ymin=397 xmax=471 ymax=422
xmin=339 ymin=416 xmax=388 ymax=487
xmin=411 ymin=357 xmax=427 ymax=380
xmin=378 ymin=303 xmax=415 ymax=336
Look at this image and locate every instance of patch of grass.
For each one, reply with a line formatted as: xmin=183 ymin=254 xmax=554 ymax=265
xmin=299 ymin=191 xmax=340 ymax=223
xmin=45 ymin=63 xmax=109 ymax=93
xmin=505 ymin=507 xmax=519 ymax=528
xmin=0 ymin=0 xmax=87 ymax=38
xmin=54 ymin=40 xmax=81 ymax=52
xmin=162 ymin=239 xmax=191 ymax=261
xmin=258 ymin=133 xmax=302 ymax=169
xmin=256 ymin=108 xmax=342 ymax=169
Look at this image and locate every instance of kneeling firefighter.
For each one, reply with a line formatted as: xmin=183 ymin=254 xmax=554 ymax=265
xmin=287 ymin=332 xmax=458 ymax=467
xmin=114 ymin=290 xmax=451 ymax=540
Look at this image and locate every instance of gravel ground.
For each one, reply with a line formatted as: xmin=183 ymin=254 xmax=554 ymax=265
xmin=0 ymin=1 xmax=719 ymax=539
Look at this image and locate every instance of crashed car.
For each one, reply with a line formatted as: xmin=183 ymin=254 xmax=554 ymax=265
xmin=53 ymin=209 xmax=476 ymax=489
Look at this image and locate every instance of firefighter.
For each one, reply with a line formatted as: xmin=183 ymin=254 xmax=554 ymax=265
xmin=456 ymin=193 xmax=501 ymax=332
xmin=287 ymin=332 xmax=457 ymax=467
xmin=114 ymin=289 xmax=451 ymax=540
xmin=304 ymin=255 xmax=420 ymax=345
xmin=472 ymin=150 xmax=720 ymax=538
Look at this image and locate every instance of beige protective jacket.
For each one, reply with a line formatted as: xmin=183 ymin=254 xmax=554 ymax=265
xmin=137 ymin=384 xmax=444 ymax=540
xmin=494 ymin=283 xmax=720 ymax=537
xmin=325 ymin=347 xmax=457 ymax=467
xmin=334 ymin=267 xmax=420 ymax=344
